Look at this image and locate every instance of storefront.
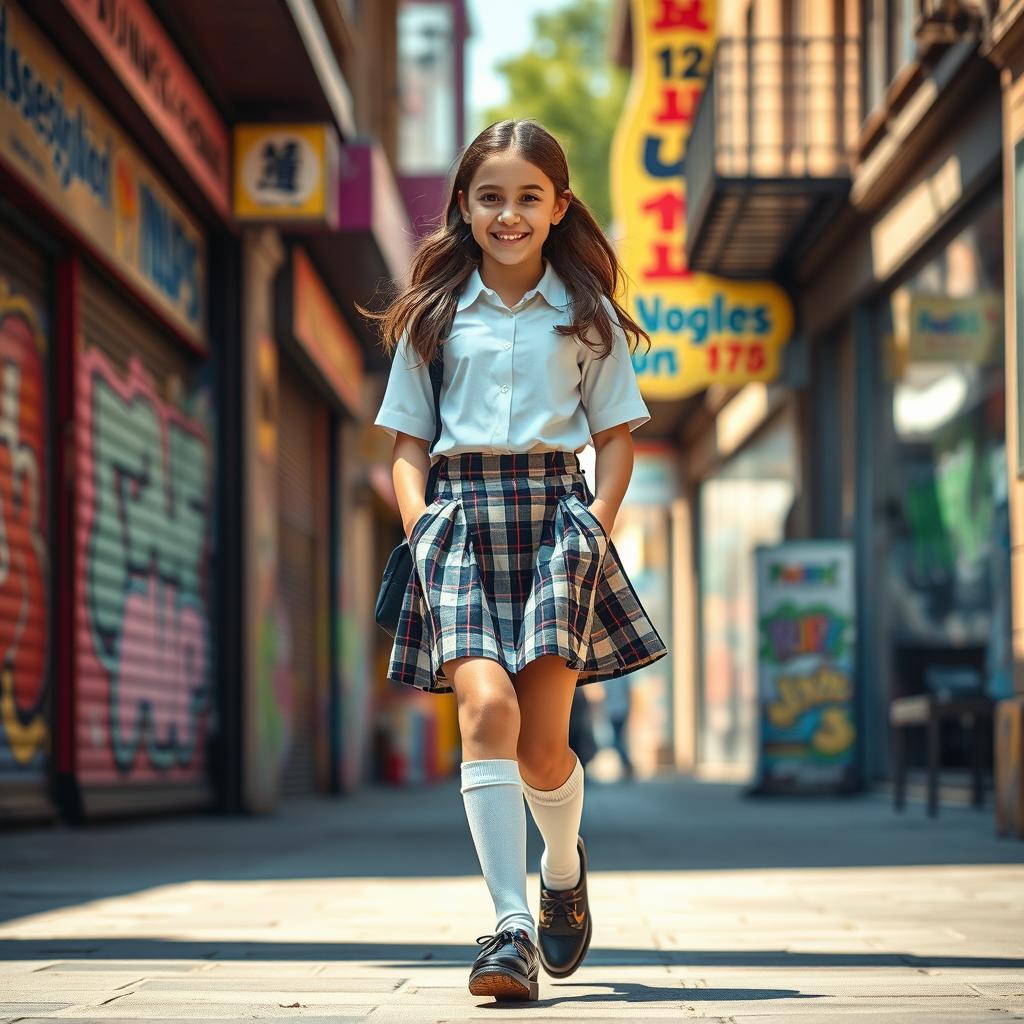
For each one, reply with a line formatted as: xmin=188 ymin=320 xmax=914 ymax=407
xmin=237 ymin=230 xmax=368 ymax=809
xmin=231 ymin=120 xmax=413 ymax=808
xmin=986 ymin=0 xmax=1024 ymax=837
xmin=789 ymin=37 xmax=1009 ymax=786
xmin=871 ymin=190 xmax=1011 ymax=724
xmin=697 ymin=404 xmax=801 ymax=776
xmin=272 ymin=246 xmax=359 ymax=800
xmin=0 ymin=0 xmax=223 ymax=818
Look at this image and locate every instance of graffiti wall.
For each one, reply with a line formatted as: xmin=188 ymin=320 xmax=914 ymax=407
xmin=75 ymin=347 xmax=215 ymax=788
xmin=246 ymin=334 xmax=293 ymax=810
xmin=0 ymin=280 xmax=50 ymax=808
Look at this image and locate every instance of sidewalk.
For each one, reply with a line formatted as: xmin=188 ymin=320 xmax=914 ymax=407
xmin=1 ymin=774 xmax=1022 ymax=1021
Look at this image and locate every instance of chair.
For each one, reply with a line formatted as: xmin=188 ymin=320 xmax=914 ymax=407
xmin=889 ymin=644 xmax=993 ymax=817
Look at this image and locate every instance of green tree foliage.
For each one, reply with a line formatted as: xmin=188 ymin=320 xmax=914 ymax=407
xmin=480 ymin=0 xmax=627 ymax=229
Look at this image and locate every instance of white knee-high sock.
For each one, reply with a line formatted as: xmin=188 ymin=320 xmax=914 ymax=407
xmin=521 ymin=754 xmax=585 ymax=891
xmin=460 ymin=759 xmax=537 ymax=944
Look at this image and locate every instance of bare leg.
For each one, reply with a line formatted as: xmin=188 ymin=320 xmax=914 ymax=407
xmin=447 ymin=655 xmax=535 ymax=943
xmin=515 ymin=655 xmax=585 ymax=891
xmin=446 ymin=655 xmax=520 ymax=759
xmin=514 ymin=654 xmax=579 ymax=789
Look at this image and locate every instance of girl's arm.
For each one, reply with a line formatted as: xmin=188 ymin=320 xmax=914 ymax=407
xmin=588 ymin=423 xmax=634 ymax=536
xmin=392 ymin=432 xmax=432 ymax=539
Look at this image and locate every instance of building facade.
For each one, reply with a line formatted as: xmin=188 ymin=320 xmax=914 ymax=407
xmin=0 ymin=0 xmax=457 ymax=822
xmin=613 ymin=0 xmax=1022 ymax=814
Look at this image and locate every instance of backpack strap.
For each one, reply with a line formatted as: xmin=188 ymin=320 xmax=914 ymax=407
xmin=425 ymin=347 xmax=444 ymax=502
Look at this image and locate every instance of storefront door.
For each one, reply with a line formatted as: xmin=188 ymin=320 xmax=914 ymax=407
xmin=698 ymin=413 xmax=799 ymax=776
xmin=276 ymin=357 xmax=330 ymax=796
xmin=874 ymin=191 xmax=1012 ymax=741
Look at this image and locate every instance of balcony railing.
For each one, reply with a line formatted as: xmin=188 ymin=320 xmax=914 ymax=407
xmin=686 ymin=36 xmax=861 ymax=278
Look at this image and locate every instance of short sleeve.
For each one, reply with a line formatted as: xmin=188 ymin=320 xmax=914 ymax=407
xmin=579 ymin=300 xmax=651 ymax=436
xmin=372 ymin=332 xmax=435 ymax=443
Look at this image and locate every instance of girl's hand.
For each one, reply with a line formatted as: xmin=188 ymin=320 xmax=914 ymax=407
xmin=403 ymin=503 xmax=429 ymax=541
xmin=588 ymin=497 xmax=616 ymax=536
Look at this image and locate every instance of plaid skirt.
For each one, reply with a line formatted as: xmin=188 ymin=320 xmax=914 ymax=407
xmin=386 ymin=450 xmax=668 ymax=694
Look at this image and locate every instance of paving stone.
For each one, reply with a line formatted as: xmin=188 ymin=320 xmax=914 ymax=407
xmin=0 ymin=1005 xmax=74 ymax=1015
xmin=0 ymin=777 xmax=1021 ymax=1021
xmin=32 ymin=961 xmax=206 ymax=973
xmin=54 ymin=1003 xmax=372 ymax=1019
xmin=730 ymin=1016 xmax=1020 ymax=1024
xmin=200 ymin=963 xmax=325 ymax=977
xmin=966 ymin=979 xmax=1024 ymax=995
xmin=0 ymin=972 xmax=144 ymax=990
xmin=133 ymin=977 xmax=402 ymax=993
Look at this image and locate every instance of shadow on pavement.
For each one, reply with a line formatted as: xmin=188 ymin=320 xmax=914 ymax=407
xmin=2 ymin=777 xmax=1020 ymax=925
xmin=528 ymin=982 xmax=810 ymax=1008
xmin=0 ymin=937 xmax=1022 ymax=971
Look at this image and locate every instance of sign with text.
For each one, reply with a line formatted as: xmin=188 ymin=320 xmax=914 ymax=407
xmin=754 ymin=542 xmax=857 ymax=793
xmin=907 ymin=292 xmax=1002 ymax=364
xmin=61 ymin=0 xmax=230 ymax=221
xmin=0 ymin=0 xmax=207 ymax=349
xmin=234 ymin=124 xmax=340 ymax=226
xmin=610 ymin=0 xmax=793 ymax=399
xmin=291 ymin=248 xmax=363 ymax=415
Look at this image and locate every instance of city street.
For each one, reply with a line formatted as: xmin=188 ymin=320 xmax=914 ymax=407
xmin=1 ymin=774 xmax=1021 ymax=1021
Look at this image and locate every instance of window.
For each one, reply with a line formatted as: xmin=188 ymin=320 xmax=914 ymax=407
xmin=862 ymin=0 xmax=917 ymax=117
xmin=397 ymin=2 xmax=456 ymax=174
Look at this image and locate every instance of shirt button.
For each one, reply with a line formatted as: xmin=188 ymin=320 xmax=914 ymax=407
xmin=504 ymin=342 xmax=511 ymax=350
xmin=500 ymin=384 xmax=509 ymax=393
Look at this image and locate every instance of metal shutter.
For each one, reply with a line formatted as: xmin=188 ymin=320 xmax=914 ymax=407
xmin=0 ymin=223 xmax=52 ymax=820
xmin=76 ymin=267 xmax=215 ymax=810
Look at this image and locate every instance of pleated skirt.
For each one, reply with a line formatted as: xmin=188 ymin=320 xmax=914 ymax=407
xmin=386 ymin=450 xmax=669 ymax=694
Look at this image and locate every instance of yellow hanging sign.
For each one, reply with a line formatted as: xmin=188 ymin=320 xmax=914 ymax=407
xmin=611 ymin=0 xmax=793 ymax=400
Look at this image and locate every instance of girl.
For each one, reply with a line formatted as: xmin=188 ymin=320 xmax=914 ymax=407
xmin=369 ymin=119 xmax=668 ymax=1002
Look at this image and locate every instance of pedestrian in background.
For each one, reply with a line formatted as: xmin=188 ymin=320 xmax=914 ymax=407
xmin=601 ymin=675 xmax=634 ymax=780
xmin=369 ymin=118 xmax=668 ymax=1002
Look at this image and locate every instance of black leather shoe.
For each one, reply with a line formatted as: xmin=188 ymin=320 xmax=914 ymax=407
xmin=538 ymin=835 xmax=592 ymax=978
xmin=468 ymin=927 xmax=540 ymax=1000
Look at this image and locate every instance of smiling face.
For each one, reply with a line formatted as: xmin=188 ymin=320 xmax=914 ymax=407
xmin=457 ymin=152 xmax=571 ymax=274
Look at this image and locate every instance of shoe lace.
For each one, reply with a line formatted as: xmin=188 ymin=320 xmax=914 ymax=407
xmin=475 ymin=928 xmax=533 ymax=959
xmin=539 ymin=885 xmax=586 ymax=930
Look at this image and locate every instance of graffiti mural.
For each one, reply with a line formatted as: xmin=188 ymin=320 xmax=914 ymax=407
xmin=0 ymin=282 xmax=49 ymax=777
xmin=247 ymin=335 xmax=293 ymax=809
xmin=77 ymin=347 xmax=214 ymax=782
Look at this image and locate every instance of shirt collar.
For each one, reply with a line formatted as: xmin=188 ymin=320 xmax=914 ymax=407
xmin=456 ymin=260 xmax=570 ymax=313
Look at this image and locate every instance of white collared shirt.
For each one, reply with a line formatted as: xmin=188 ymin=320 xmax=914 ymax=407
xmin=372 ymin=260 xmax=651 ymax=458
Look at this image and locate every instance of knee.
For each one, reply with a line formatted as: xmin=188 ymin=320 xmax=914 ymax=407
xmin=458 ymin=686 xmax=520 ymax=748
xmin=517 ymin=740 xmax=573 ymax=788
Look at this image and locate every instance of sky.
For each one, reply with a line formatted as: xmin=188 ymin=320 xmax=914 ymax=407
xmin=464 ymin=0 xmax=557 ymax=130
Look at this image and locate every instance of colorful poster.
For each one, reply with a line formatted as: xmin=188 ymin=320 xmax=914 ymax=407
xmin=754 ymin=542 xmax=857 ymax=793
xmin=0 ymin=0 xmax=207 ymax=349
xmin=611 ymin=0 xmax=792 ymax=399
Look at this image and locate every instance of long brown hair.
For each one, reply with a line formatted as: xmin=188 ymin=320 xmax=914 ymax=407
xmin=360 ymin=119 xmax=651 ymax=367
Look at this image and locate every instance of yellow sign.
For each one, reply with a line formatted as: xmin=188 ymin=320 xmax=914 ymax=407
xmin=610 ymin=0 xmax=793 ymax=399
xmin=234 ymin=123 xmax=340 ymax=226
xmin=0 ymin=0 xmax=207 ymax=349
